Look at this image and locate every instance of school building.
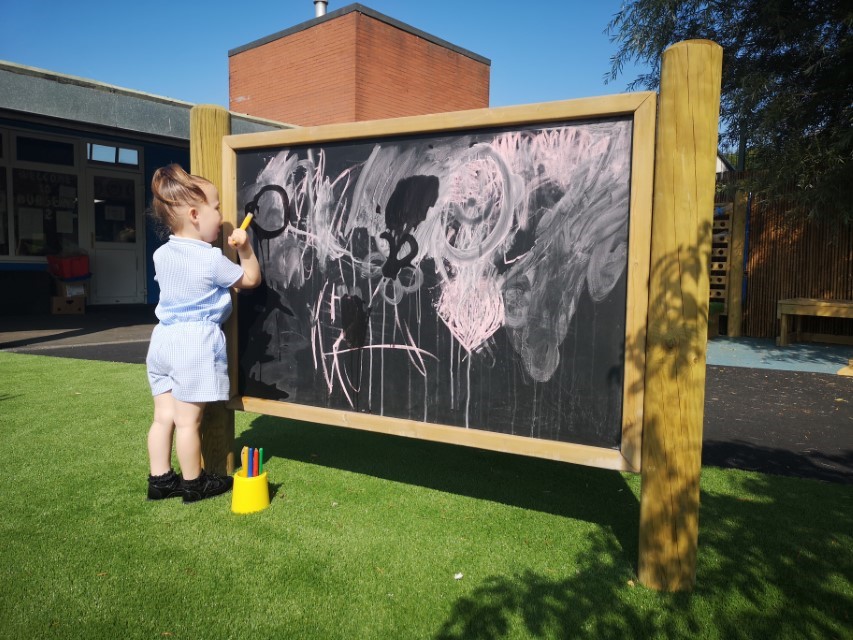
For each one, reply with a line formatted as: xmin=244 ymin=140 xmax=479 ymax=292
xmin=0 ymin=3 xmax=491 ymax=315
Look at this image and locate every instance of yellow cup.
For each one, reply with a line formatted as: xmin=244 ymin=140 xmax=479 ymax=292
xmin=231 ymin=469 xmax=270 ymax=514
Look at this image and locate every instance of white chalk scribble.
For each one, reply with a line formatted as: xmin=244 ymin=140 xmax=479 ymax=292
xmin=237 ymin=119 xmax=632 ymax=433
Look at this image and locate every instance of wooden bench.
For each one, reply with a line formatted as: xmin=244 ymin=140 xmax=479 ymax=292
xmin=776 ymin=298 xmax=853 ymax=346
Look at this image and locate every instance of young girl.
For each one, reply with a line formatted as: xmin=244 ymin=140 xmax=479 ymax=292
xmin=145 ymin=164 xmax=261 ymax=503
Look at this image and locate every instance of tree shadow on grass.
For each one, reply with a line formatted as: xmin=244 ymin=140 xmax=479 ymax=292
xmin=240 ymin=416 xmax=852 ymax=638
xmin=433 ymin=473 xmax=853 ymax=639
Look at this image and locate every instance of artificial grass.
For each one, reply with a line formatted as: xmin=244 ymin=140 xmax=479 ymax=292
xmin=0 ymin=351 xmax=850 ymax=639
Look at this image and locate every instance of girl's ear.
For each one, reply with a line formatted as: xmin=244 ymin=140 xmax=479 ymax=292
xmin=187 ymin=205 xmax=200 ymax=222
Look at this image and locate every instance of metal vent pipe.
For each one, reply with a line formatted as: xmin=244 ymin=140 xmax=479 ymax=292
xmin=314 ymin=1 xmax=328 ymax=17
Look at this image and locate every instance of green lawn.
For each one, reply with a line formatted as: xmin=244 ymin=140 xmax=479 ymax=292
xmin=0 ymin=352 xmax=850 ymax=639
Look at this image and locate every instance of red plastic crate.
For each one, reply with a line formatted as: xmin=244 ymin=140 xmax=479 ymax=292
xmin=47 ymin=255 xmax=89 ymax=279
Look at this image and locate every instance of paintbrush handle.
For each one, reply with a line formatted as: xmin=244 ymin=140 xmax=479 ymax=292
xmin=239 ymin=213 xmax=254 ymax=231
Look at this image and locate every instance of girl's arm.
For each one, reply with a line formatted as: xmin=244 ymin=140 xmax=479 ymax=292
xmin=228 ymin=229 xmax=261 ymax=289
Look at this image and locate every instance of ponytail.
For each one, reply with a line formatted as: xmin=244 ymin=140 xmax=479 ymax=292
xmin=150 ymin=164 xmax=211 ymax=232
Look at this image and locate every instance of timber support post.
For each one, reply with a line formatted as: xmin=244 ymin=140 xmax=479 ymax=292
xmin=639 ymin=40 xmax=723 ymax=591
xmin=190 ymin=104 xmax=235 ymax=475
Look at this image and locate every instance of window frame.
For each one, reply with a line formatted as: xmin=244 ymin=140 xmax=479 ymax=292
xmin=86 ymin=141 xmax=142 ymax=169
xmin=0 ymin=131 xmax=9 ymax=258
xmin=3 ymin=129 xmax=80 ymax=262
xmin=0 ymin=127 xmax=144 ymax=262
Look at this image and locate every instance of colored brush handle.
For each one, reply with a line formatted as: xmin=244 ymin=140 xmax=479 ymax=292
xmin=259 ymin=448 xmax=264 ymax=474
xmin=241 ymin=447 xmax=248 ymax=474
xmin=253 ymin=449 xmax=259 ymax=477
xmin=239 ymin=213 xmax=254 ymax=231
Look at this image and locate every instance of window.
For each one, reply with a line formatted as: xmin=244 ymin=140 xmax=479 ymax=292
xmin=0 ymin=129 xmax=143 ymax=259
xmin=87 ymin=142 xmax=140 ymax=167
xmin=16 ymin=136 xmax=75 ymax=166
xmin=12 ymin=168 xmax=79 ymax=256
xmin=94 ymin=175 xmax=137 ymax=243
xmin=118 ymin=148 xmax=139 ymax=166
xmin=90 ymin=144 xmax=116 ymax=163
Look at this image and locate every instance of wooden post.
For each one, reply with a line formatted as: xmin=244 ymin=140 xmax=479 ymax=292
xmin=726 ymin=190 xmax=748 ymax=336
xmin=190 ymin=104 xmax=235 ymax=475
xmin=639 ymin=40 xmax=723 ymax=591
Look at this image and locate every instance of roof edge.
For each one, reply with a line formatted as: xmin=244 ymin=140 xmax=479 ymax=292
xmin=0 ymin=60 xmax=292 ymax=130
xmin=228 ymin=3 xmax=491 ymax=66
xmin=0 ymin=60 xmax=195 ymax=109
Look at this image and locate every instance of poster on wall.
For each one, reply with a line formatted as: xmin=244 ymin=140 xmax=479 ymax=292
xmin=234 ymin=116 xmax=636 ymax=450
xmin=12 ymin=169 xmax=78 ymax=256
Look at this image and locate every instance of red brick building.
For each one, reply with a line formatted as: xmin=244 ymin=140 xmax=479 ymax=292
xmin=228 ymin=4 xmax=491 ymax=126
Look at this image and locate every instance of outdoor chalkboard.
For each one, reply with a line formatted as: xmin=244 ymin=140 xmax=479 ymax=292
xmin=224 ymin=95 xmax=657 ymax=471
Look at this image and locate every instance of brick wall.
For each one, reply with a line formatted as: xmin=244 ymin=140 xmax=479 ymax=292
xmin=229 ymin=14 xmax=359 ymax=126
xmin=229 ymin=9 xmax=489 ymax=126
xmin=354 ymin=13 xmax=489 ymax=121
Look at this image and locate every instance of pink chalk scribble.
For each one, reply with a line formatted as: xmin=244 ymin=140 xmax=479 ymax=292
xmin=436 ymin=268 xmax=505 ymax=353
xmin=239 ymin=118 xmax=633 ymax=430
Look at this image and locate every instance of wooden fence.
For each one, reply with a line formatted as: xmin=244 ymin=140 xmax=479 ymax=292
xmin=717 ymin=174 xmax=853 ymax=339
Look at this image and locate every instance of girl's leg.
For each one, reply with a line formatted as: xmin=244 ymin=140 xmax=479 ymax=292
xmin=148 ymin=391 xmax=176 ymax=476
xmin=174 ymin=399 xmax=206 ymax=481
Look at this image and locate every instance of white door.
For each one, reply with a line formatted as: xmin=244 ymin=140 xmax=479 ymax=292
xmin=86 ymin=169 xmax=145 ymax=304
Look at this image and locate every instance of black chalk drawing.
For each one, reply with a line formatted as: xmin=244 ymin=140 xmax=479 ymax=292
xmin=236 ymin=119 xmax=633 ymax=448
xmin=379 ymin=174 xmax=439 ymax=280
xmin=244 ymin=184 xmax=293 ymax=236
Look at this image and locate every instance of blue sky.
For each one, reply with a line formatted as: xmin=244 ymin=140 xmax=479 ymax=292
xmin=0 ymin=0 xmax=650 ymax=108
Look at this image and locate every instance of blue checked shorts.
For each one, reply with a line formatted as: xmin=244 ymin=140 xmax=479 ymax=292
xmin=146 ymin=321 xmax=229 ymax=402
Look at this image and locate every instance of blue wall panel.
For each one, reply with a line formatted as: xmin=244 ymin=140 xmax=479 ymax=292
xmin=142 ymin=145 xmax=190 ymax=304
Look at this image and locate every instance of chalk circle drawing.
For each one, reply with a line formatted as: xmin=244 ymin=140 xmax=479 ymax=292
xmin=236 ymin=118 xmax=633 ymax=447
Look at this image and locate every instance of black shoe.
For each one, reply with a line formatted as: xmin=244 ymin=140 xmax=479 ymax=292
xmin=147 ymin=469 xmax=183 ymax=500
xmin=181 ymin=470 xmax=233 ymax=504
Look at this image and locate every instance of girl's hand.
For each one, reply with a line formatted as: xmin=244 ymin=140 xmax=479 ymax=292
xmin=228 ymin=228 xmax=248 ymax=248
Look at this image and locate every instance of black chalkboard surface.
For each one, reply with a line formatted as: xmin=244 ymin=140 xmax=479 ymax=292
xmin=234 ymin=116 xmax=634 ymax=450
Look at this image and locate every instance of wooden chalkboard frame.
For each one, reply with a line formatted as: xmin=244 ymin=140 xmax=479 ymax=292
xmin=199 ymin=40 xmax=722 ymax=591
xmin=221 ymin=92 xmax=657 ymax=473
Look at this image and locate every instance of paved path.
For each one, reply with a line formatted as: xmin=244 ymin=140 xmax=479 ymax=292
xmin=0 ymin=306 xmax=155 ymax=364
xmin=2 ymin=309 xmax=851 ymax=483
xmin=703 ymin=365 xmax=852 ymax=483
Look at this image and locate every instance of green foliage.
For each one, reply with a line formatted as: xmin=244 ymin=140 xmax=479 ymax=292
xmin=607 ymin=0 xmax=853 ymax=222
xmin=1 ymin=352 xmax=852 ymax=638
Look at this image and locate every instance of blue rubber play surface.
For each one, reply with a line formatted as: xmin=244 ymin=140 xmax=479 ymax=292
xmin=707 ymin=337 xmax=853 ymax=375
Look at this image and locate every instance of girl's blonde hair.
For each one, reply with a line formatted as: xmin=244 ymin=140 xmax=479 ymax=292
xmin=150 ymin=164 xmax=211 ymax=232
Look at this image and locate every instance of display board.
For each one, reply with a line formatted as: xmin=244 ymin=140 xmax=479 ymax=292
xmin=224 ymin=94 xmax=656 ymax=471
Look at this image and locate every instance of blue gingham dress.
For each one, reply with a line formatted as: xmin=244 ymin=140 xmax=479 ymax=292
xmin=146 ymin=236 xmax=244 ymax=402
